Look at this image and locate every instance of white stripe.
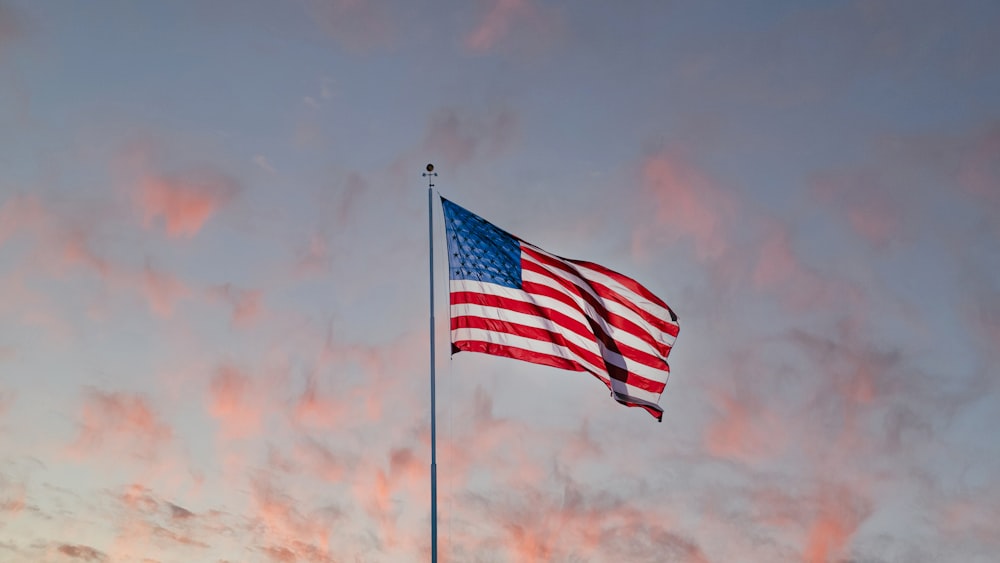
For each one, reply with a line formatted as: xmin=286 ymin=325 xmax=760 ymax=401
xmin=524 ymin=245 xmax=678 ymax=345
xmin=451 ymin=280 xmax=671 ymax=382
xmin=571 ymin=260 xmax=678 ymax=331
xmin=451 ymin=325 xmax=608 ymax=385
xmin=521 ymin=248 xmax=676 ymax=348
xmin=451 ymin=327 xmax=662 ymax=404
xmin=451 ymin=302 xmax=602 ymax=358
xmin=453 ymin=301 xmax=670 ymax=386
xmin=521 ymin=262 xmax=676 ymax=363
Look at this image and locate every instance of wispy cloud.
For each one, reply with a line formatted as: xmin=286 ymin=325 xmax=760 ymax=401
xmin=71 ymin=390 xmax=173 ymax=461
xmin=136 ymin=169 xmax=239 ymax=239
xmin=56 ymin=544 xmax=107 ymax=561
xmin=638 ymin=150 xmax=736 ymax=261
xmin=421 ymin=107 xmax=518 ymax=169
xmin=464 ymin=0 xmax=558 ymax=54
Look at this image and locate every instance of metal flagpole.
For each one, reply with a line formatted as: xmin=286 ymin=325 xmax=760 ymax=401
xmin=423 ymin=163 xmax=439 ymax=563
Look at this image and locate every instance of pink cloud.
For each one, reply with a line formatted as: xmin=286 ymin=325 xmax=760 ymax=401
xmin=801 ymin=485 xmax=871 ymax=563
xmin=640 ymin=151 xmax=737 ymax=261
xmin=71 ymin=390 xmax=173 ymax=461
xmin=421 ymin=107 xmax=518 ymax=169
xmin=465 ymin=0 xmax=556 ymax=53
xmin=291 ymin=376 xmax=347 ymax=430
xmin=139 ymin=263 xmax=191 ymax=318
xmin=207 ymin=364 xmax=265 ymax=440
xmin=751 ymin=221 xmax=863 ymax=312
xmin=136 ymin=170 xmax=238 ymax=238
xmin=250 ymin=478 xmax=335 ymax=560
xmin=704 ymin=387 xmax=787 ymax=463
xmin=812 ymin=169 xmax=907 ymax=248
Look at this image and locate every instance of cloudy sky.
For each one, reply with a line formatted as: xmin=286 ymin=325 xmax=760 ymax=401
xmin=1 ymin=1 xmax=999 ymax=561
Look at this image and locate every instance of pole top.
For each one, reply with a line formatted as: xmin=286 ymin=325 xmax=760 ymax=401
xmin=423 ymin=163 xmax=437 ymax=188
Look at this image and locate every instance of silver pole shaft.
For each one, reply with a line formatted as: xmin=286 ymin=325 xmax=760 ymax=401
xmin=427 ymin=182 xmax=438 ymax=563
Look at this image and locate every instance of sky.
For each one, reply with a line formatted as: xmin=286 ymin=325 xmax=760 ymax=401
xmin=0 ymin=1 xmax=999 ymax=561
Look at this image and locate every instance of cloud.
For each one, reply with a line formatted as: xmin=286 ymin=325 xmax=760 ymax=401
xmin=136 ymin=169 xmax=239 ymax=238
xmin=250 ymin=477 xmax=337 ymax=561
xmin=801 ymin=484 xmax=872 ymax=563
xmin=168 ymin=502 xmax=195 ymax=520
xmin=421 ymin=107 xmax=518 ymax=169
xmin=56 ymin=544 xmax=107 ymax=561
xmin=639 ymin=150 xmax=737 ymax=261
xmin=0 ymin=193 xmax=196 ymax=319
xmin=139 ymin=263 xmax=192 ymax=318
xmin=71 ymin=390 xmax=173 ymax=461
xmin=464 ymin=0 xmax=558 ymax=53
xmin=207 ymin=364 xmax=266 ymax=440
xmin=704 ymin=386 xmax=787 ymax=463
xmin=254 ymin=155 xmax=276 ymax=174
xmin=206 ymin=283 xmax=264 ymax=327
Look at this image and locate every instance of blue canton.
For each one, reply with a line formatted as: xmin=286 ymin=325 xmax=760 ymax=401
xmin=441 ymin=198 xmax=522 ymax=289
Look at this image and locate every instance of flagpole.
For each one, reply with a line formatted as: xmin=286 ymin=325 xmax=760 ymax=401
xmin=423 ymin=163 xmax=439 ymax=563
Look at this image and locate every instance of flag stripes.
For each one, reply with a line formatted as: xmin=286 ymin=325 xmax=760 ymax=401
xmin=442 ymin=198 xmax=678 ymax=421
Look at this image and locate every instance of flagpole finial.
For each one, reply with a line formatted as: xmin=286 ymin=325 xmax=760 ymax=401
xmin=423 ymin=163 xmax=437 ymax=189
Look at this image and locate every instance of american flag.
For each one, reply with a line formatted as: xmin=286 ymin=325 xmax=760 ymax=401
xmin=441 ymin=198 xmax=679 ymax=421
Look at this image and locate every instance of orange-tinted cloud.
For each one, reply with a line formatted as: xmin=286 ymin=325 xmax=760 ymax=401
xmin=704 ymin=387 xmax=787 ymax=463
xmin=139 ymin=263 xmax=191 ymax=318
xmin=251 ymin=478 xmax=336 ymax=561
xmin=136 ymin=170 xmax=238 ymax=238
xmin=71 ymin=390 xmax=173 ymax=461
xmin=801 ymin=484 xmax=871 ymax=563
xmin=640 ymin=151 xmax=736 ymax=261
xmin=207 ymin=364 xmax=268 ymax=440
xmin=291 ymin=376 xmax=347 ymax=431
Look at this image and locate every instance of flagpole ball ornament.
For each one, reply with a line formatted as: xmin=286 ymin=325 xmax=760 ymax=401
xmin=426 ymin=163 xmax=435 ymax=172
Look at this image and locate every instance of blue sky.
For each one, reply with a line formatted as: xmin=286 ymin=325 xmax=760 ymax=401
xmin=1 ymin=1 xmax=999 ymax=561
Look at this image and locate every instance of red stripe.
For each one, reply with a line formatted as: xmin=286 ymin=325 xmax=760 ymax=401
xmin=521 ymin=247 xmax=678 ymax=345
xmin=455 ymin=338 xmax=664 ymax=421
xmin=452 ymin=312 xmax=667 ymax=394
xmin=522 ymin=267 xmax=675 ymax=361
xmin=451 ymin=291 xmax=597 ymax=347
xmin=454 ymin=286 xmax=671 ymax=373
xmin=523 ymin=247 xmax=679 ymax=341
xmin=453 ymin=287 xmax=671 ymax=387
xmin=569 ymin=258 xmax=677 ymax=320
xmin=584 ymin=278 xmax=679 ymax=338
xmin=452 ymin=339 xmax=589 ymax=374
xmin=612 ymin=394 xmax=664 ymax=421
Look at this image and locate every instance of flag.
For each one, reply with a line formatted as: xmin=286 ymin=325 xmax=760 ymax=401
xmin=441 ymin=198 xmax=679 ymax=421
